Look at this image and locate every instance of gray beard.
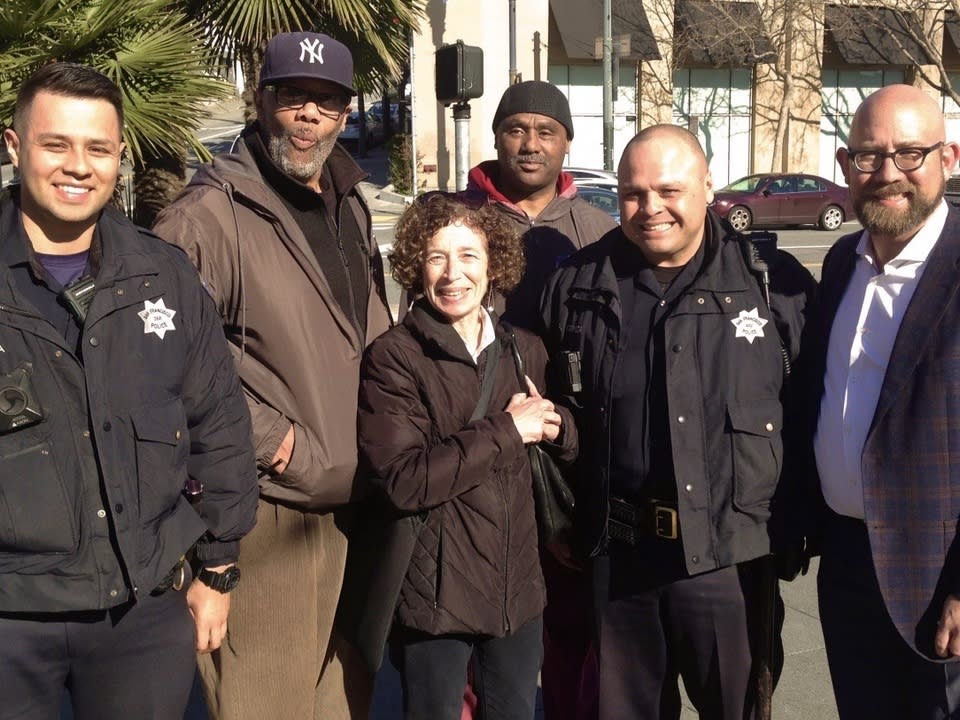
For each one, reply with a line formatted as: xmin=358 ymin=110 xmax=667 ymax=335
xmin=855 ymin=184 xmax=943 ymax=239
xmin=267 ymin=132 xmax=337 ymax=183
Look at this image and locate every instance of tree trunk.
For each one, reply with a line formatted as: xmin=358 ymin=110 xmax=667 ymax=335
xmin=239 ymin=43 xmax=265 ymax=124
xmin=133 ymin=148 xmax=186 ymax=228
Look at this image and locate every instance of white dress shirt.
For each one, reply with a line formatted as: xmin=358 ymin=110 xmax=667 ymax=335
xmin=814 ymin=201 xmax=947 ymax=519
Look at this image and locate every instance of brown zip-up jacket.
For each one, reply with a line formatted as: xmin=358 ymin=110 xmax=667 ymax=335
xmin=154 ymin=130 xmax=392 ymax=510
xmin=358 ymin=302 xmax=578 ymax=636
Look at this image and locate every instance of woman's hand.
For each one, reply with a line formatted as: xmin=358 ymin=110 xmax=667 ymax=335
xmin=505 ymin=376 xmax=563 ymax=444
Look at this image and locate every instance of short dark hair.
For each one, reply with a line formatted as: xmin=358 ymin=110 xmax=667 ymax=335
xmin=13 ymin=63 xmax=124 ymax=134
xmin=390 ymin=192 xmax=526 ymax=295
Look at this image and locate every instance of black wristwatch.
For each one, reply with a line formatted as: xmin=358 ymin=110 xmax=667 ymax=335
xmin=196 ymin=565 xmax=241 ymax=593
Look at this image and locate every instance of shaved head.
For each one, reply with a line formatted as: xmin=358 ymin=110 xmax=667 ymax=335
xmin=618 ymin=125 xmax=708 ymax=179
xmin=849 ymin=84 xmax=945 ymax=147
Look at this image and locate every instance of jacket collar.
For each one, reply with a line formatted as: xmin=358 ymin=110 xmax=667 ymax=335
xmin=466 ymin=160 xmax=578 ymax=220
xmin=564 ymin=210 xmax=737 ymax=299
xmin=190 ymin=123 xmax=367 ymax=208
xmin=871 ymin=205 xmax=960 ymax=432
xmin=0 ymin=189 xmax=153 ymax=290
xmin=403 ymin=298 xmax=501 ymax=365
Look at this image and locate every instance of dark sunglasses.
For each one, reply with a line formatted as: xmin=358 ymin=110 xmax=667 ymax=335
xmin=265 ymin=85 xmax=349 ymax=116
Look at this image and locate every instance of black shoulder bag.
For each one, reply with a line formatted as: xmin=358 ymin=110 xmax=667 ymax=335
xmin=503 ymin=327 xmax=575 ymax=546
xmin=336 ymin=338 xmax=502 ymax=673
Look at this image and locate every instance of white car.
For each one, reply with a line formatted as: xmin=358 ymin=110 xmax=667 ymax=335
xmin=564 ymin=167 xmax=618 ymax=189
xmin=339 ymin=109 xmax=383 ymax=149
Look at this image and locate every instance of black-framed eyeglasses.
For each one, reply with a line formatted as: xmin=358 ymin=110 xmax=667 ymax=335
xmin=846 ymin=141 xmax=944 ymax=173
xmin=265 ymin=85 xmax=349 ymax=116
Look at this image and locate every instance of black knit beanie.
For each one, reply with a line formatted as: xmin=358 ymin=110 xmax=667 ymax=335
xmin=491 ymin=81 xmax=574 ymax=139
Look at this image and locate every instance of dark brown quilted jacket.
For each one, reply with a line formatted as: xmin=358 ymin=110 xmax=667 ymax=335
xmin=358 ymin=301 xmax=578 ymax=636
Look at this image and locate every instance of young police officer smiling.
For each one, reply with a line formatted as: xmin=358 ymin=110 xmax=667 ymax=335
xmin=0 ymin=63 xmax=257 ymax=719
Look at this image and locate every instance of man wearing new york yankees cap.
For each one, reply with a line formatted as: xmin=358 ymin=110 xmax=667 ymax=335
xmin=154 ymin=31 xmax=391 ymax=719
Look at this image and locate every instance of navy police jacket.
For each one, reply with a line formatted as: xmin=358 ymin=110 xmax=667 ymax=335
xmin=539 ymin=211 xmax=815 ymax=572
xmin=0 ymin=193 xmax=257 ymax=613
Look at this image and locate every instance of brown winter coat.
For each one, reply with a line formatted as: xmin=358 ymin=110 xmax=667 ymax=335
xmin=153 ymin=129 xmax=392 ymax=510
xmin=358 ymin=301 xmax=578 ymax=636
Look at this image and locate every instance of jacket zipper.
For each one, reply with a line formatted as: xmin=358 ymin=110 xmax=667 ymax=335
xmin=0 ymin=303 xmax=44 ymax=321
xmin=495 ymin=469 xmax=511 ymax=634
xmin=433 ymin=518 xmax=442 ymax=609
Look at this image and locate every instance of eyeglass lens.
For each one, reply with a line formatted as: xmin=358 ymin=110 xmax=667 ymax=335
xmin=851 ymin=142 xmax=943 ymax=172
xmin=274 ymin=86 xmax=346 ymax=114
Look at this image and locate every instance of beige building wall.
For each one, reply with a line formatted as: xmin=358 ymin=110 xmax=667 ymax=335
xmin=407 ymin=0 xmax=955 ymax=188
xmin=410 ymin=0 xmax=548 ymax=191
xmin=639 ymin=0 xmax=676 ymax=128
xmin=752 ymin=1 xmax=825 ymax=175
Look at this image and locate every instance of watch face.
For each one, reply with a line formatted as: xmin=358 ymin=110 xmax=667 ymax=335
xmin=221 ymin=566 xmax=241 ymax=590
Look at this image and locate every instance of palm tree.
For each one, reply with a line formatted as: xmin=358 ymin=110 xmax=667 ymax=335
xmin=0 ymin=0 xmax=232 ymax=225
xmin=187 ymin=0 xmax=424 ymax=120
xmin=1 ymin=0 xmax=423 ymax=224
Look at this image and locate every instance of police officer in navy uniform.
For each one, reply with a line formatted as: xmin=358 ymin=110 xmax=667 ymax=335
xmin=0 ymin=63 xmax=257 ymax=719
xmin=540 ymin=125 xmax=815 ymax=719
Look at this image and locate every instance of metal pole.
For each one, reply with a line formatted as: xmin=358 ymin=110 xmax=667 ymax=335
xmin=533 ymin=31 xmax=542 ymax=81
xmin=453 ymin=102 xmax=471 ymax=191
xmin=509 ymin=0 xmax=518 ymax=85
xmin=409 ymin=28 xmax=417 ymax=196
xmin=602 ymin=0 xmax=614 ymax=171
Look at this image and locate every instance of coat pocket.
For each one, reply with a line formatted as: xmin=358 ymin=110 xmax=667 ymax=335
xmin=727 ymin=400 xmax=782 ymax=510
xmin=131 ymin=397 xmax=190 ymax=524
xmin=0 ymin=441 xmax=78 ymax=555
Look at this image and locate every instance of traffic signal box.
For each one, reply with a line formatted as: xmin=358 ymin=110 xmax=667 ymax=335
xmin=435 ymin=41 xmax=484 ymax=105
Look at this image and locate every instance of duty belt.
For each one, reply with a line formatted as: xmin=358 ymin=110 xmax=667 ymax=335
xmin=608 ymin=497 xmax=679 ymax=544
xmin=151 ymin=556 xmax=187 ymax=596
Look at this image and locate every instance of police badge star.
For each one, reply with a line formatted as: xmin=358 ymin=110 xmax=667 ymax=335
xmin=138 ymin=298 xmax=177 ymax=339
xmin=730 ymin=307 xmax=768 ymax=344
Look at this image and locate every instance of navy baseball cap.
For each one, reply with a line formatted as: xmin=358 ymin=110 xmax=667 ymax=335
xmin=258 ymin=32 xmax=356 ymax=96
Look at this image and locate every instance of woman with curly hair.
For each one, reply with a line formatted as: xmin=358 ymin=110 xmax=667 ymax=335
xmin=357 ymin=193 xmax=578 ymax=718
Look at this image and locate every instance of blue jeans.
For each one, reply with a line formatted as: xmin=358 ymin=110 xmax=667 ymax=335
xmin=390 ymin=615 xmax=544 ymax=720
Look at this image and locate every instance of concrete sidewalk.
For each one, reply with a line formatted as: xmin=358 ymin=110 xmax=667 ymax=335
xmin=756 ymin=559 xmax=838 ymax=720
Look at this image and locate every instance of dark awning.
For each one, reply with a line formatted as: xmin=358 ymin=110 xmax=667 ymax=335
xmin=674 ymin=1 xmax=776 ymax=66
xmin=824 ymin=6 xmax=932 ymax=65
xmin=944 ymin=11 xmax=960 ymax=54
xmin=549 ymin=0 xmax=661 ymax=61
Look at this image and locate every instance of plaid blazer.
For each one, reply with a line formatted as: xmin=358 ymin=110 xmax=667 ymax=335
xmin=813 ymin=206 xmax=960 ymax=659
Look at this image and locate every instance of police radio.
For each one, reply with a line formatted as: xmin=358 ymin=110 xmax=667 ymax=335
xmin=59 ymin=275 xmax=96 ymax=325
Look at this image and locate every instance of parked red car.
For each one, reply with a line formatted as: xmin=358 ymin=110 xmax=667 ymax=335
xmin=711 ymin=173 xmax=854 ymax=232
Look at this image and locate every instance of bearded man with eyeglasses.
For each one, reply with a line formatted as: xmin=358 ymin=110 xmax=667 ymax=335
xmin=153 ymin=31 xmax=391 ymax=720
xmin=806 ymin=83 xmax=960 ymax=719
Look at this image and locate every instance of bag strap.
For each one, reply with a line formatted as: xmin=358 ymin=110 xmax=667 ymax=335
xmin=501 ymin=323 xmax=526 ymax=391
xmin=469 ymin=337 xmax=502 ymax=422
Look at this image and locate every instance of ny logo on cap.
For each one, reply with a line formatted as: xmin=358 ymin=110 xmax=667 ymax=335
xmin=299 ymin=38 xmax=324 ymax=64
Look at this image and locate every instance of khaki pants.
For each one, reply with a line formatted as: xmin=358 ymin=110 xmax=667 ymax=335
xmin=198 ymin=500 xmax=373 ymax=719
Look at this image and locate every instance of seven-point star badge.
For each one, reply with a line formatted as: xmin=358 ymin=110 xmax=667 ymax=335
xmin=730 ymin=307 xmax=768 ymax=344
xmin=138 ymin=298 xmax=177 ymax=339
